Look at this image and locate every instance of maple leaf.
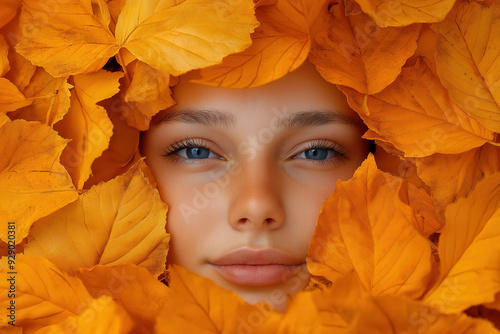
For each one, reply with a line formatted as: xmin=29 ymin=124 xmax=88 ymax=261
xmin=0 ymin=255 xmax=92 ymax=329
xmin=431 ymin=0 xmax=500 ymax=133
xmin=15 ymin=0 xmax=118 ymax=77
xmin=54 ymin=70 xmax=123 ymax=189
xmin=25 ymin=160 xmax=169 ymax=277
xmin=184 ymin=0 xmax=325 ymax=88
xmin=342 ymin=59 xmax=495 ymax=157
xmin=308 ymin=0 xmax=421 ymax=94
xmin=424 ymin=172 xmax=500 ymax=314
xmin=114 ymin=0 xmax=260 ymax=76
xmin=0 ymin=117 xmax=78 ymax=244
xmin=77 ymin=263 xmax=169 ymax=332
xmin=155 ymin=265 xmax=267 ymax=334
xmin=353 ymin=0 xmax=456 ymax=27
xmin=307 ymin=154 xmax=433 ymax=299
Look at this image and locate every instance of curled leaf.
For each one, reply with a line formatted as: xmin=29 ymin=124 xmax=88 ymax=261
xmin=0 ymin=77 xmax=30 ymax=113
xmin=25 ymin=160 xmax=169 ymax=276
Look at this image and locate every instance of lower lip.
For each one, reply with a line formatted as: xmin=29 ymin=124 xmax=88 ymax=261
xmin=211 ymin=263 xmax=304 ymax=286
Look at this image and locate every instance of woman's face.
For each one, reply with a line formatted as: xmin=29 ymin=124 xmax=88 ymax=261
xmin=142 ymin=62 xmax=370 ymax=311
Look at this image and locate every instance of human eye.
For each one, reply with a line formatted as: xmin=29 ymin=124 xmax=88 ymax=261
xmin=162 ymin=137 xmax=222 ymax=161
xmin=292 ymin=139 xmax=347 ymax=165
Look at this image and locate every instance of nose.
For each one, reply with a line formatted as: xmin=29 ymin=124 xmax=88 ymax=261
xmin=227 ymin=159 xmax=285 ymax=231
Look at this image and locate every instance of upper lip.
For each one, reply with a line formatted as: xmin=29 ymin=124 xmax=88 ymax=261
xmin=209 ymin=247 xmax=303 ymax=266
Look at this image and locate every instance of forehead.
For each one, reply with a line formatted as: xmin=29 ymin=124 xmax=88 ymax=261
xmin=152 ymin=61 xmax=362 ymax=126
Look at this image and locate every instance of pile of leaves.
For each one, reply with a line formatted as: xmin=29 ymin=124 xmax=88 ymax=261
xmin=0 ymin=0 xmax=499 ymax=332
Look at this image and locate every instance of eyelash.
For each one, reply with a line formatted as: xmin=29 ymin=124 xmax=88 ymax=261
xmin=162 ymin=137 xmax=210 ymax=157
xmin=297 ymin=139 xmax=348 ymax=165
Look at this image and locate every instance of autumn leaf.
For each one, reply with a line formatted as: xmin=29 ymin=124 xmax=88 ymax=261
xmin=423 ymin=172 xmax=500 ymax=314
xmin=414 ymin=143 xmax=500 ymax=219
xmin=353 ymin=0 xmax=456 ymax=27
xmin=40 ymin=295 xmax=133 ymax=334
xmin=184 ymin=0 xmax=325 ymax=88
xmin=342 ymin=59 xmax=495 ymax=157
xmin=54 ymin=70 xmax=122 ymax=189
xmin=77 ymin=264 xmax=169 ymax=332
xmin=307 ymin=154 xmax=433 ymax=299
xmin=156 ymin=265 xmax=266 ymax=334
xmin=308 ymin=0 xmax=420 ymax=94
xmin=15 ymin=0 xmax=118 ymax=77
xmin=0 ymin=77 xmax=30 ymax=113
xmin=0 ymin=0 xmax=19 ymax=30
xmin=25 ymin=160 xmax=169 ymax=276
xmin=351 ymin=294 xmax=500 ymax=333
xmin=115 ymin=0 xmax=260 ymax=76
xmin=8 ymin=67 xmax=72 ymax=126
xmin=0 ymin=118 xmax=77 ymax=244
xmin=0 ymin=35 xmax=9 ymax=76
xmin=4 ymin=48 xmax=36 ymax=92
xmin=0 ymin=255 xmax=92 ymax=329
xmin=431 ymin=0 xmax=500 ymax=132
xmin=121 ymin=60 xmax=175 ymax=130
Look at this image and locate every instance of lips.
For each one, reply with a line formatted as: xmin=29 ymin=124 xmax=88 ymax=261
xmin=209 ymin=248 xmax=305 ymax=286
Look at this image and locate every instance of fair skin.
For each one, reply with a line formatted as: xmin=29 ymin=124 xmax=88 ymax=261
xmin=142 ymin=61 xmax=370 ymax=311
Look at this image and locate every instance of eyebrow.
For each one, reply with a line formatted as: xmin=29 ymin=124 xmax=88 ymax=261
xmin=158 ymin=109 xmax=355 ymax=128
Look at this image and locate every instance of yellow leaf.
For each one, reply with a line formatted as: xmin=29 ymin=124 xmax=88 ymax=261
xmin=432 ymin=0 xmax=500 ymax=132
xmin=4 ymin=48 xmax=37 ymax=93
xmin=156 ymin=265 xmax=265 ymax=334
xmin=309 ymin=0 xmax=420 ymax=94
xmin=0 ymin=35 xmax=9 ymax=76
xmin=351 ymin=294 xmax=500 ymax=333
xmin=424 ymin=172 xmax=500 ymax=313
xmin=307 ymin=154 xmax=433 ymax=299
xmin=25 ymin=160 xmax=169 ymax=276
xmin=115 ymin=0 xmax=259 ymax=76
xmin=77 ymin=264 xmax=169 ymax=331
xmin=8 ymin=68 xmax=72 ymax=126
xmin=0 ymin=118 xmax=77 ymax=244
xmin=54 ymin=70 xmax=122 ymax=189
xmin=0 ymin=77 xmax=31 ymax=113
xmin=353 ymin=0 xmax=456 ymax=27
xmin=342 ymin=59 xmax=495 ymax=157
xmin=0 ymin=255 xmax=92 ymax=329
xmin=15 ymin=0 xmax=118 ymax=77
xmin=39 ymin=295 xmax=133 ymax=334
xmin=184 ymin=0 xmax=324 ymax=88
xmin=121 ymin=60 xmax=175 ymax=130
xmin=0 ymin=0 xmax=19 ymax=30
xmin=414 ymin=143 xmax=500 ymax=219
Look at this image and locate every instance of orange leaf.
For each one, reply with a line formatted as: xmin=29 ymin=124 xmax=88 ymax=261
xmin=351 ymin=294 xmax=500 ymax=333
xmin=342 ymin=59 xmax=495 ymax=157
xmin=8 ymin=68 xmax=72 ymax=126
xmin=76 ymin=264 xmax=169 ymax=331
xmin=25 ymin=160 xmax=169 ymax=276
xmin=0 ymin=255 xmax=92 ymax=329
xmin=308 ymin=0 xmax=420 ymax=94
xmin=307 ymin=154 xmax=432 ymax=299
xmin=353 ymin=0 xmax=456 ymax=27
xmin=0 ymin=77 xmax=30 ymax=113
xmin=0 ymin=118 xmax=77 ymax=244
xmin=3 ymin=47 xmax=36 ymax=93
xmin=431 ymin=0 xmax=500 ymax=132
xmin=156 ymin=265 xmax=265 ymax=334
xmin=121 ymin=60 xmax=175 ymax=130
xmin=40 ymin=295 xmax=133 ymax=334
xmin=0 ymin=0 xmax=19 ymax=30
xmin=424 ymin=172 xmax=500 ymax=314
xmin=15 ymin=0 xmax=118 ymax=77
xmin=0 ymin=35 xmax=9 ymax=76
xmin=54 ymin=70 xmax=123 ymax=189
xmin=184 ymin=0 xmax=324 ymax=88
xmin=414 ymin=143 xmax=500 ymax=219
xmin=115 ymin=0 xmax=259 ymax=76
